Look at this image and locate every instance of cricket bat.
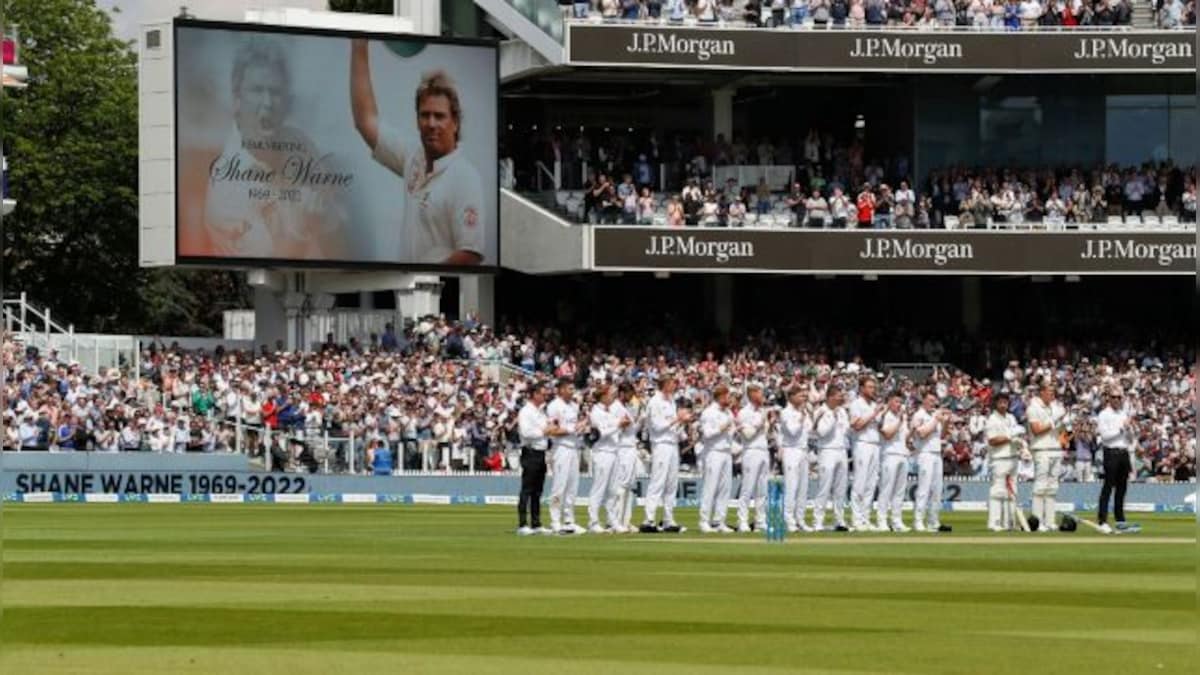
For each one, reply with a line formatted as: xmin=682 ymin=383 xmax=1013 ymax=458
xmin=1075 ymin=516 xmax=1106 ymax=533
xmin=1006 ymin=476 xmax=1030 ymax=532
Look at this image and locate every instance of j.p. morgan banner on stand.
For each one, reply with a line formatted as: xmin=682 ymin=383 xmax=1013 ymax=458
xmin=590 ymin=228 xmax=1195 ymax=274
xmin=566 ymin=24 xmax=1194 ymax=72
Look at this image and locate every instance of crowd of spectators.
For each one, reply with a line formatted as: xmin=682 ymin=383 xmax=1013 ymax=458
xmin=539 ymin=125 xmax=1195 ymax=227
xmin=563 ymin=0 xmax=1185 ymax=29
xmin=3 ymin=319 xmax=1193 ymax=483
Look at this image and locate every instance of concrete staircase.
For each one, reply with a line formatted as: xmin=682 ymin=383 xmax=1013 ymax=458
xmin=1131 ymin=1 xmax=1159 ymax=28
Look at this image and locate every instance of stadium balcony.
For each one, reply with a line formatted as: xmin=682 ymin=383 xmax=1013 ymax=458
xmin=558 ymin=1 xmax=1190 ymax=31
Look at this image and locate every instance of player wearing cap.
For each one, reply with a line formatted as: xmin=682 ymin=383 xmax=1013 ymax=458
xmin=350 ymin=39 xmax=485 ymax=265
xmin=1026 ymin=381 xmax=1068 ymax=532
xmin=984 ymin=393 xmax=1022 ymax=532
xmin=778 ymin=385 xmax=814 ymax=533
xmin=735 ymin=384 xmax=773 ymax=533
xmin=698 ymin=384 xmax=735 ymax=533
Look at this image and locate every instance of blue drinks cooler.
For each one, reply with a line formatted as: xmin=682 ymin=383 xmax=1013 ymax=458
xmin=766 ymin=477 xmax=786 ymax=542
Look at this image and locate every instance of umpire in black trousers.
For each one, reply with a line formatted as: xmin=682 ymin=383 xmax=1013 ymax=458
xmin=516 ymin=384 xmax=553 ymax=534
xmin=1095 ymin=393 xmax=1133 ymax=529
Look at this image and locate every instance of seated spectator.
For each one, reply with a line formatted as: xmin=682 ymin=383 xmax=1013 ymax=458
xmin=805 ymin=188 xmax=830 ymax=228
xmin=727 ymin=196 xmax=748 ymax=226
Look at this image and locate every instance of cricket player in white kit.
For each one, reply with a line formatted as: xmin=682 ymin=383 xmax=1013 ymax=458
xmin=1026 ymin=382 xmax=1067 ymax=532
xmin=876 ymin=392 xmax=910 ymax=532
xmin=611 ymin=383 xmax=643 ymax=533
xmin=642 ymin=375 xmax=691 ymax=532
xmin=735 ymin=384 xmax=773 ymax=533
xmin=849 ymin=377 xmax=886 ymax=531
xmin=587 ymin=385 xmax=627 ymax=533
xmin=910 ymin=393 xmax=948 ymax=532
xmin=698 ymin=385 xmax=736 ymax=533
xmin=812 ymin=385 xmax=851 ymax=532
xmin=350 ymin=40 xmax=485 ymax=266
xmin=546 ymin=379 xmax=588 ymax=534
xmin=778 ymin=385 xmax=813 ymax=533
xmin=984 ymin=393 xmax=1022 ymax=532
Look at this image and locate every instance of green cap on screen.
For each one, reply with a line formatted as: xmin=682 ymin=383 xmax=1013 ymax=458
xmin=384 ymin=41 xmax=426 ymax=58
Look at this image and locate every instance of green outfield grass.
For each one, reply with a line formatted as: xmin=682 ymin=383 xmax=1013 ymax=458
xmin=1 ymin=505 xmax=1195 ymax=674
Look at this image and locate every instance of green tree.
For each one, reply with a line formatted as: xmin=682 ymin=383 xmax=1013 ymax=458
xmin=2 ymin=0 xmax=138 ymax=332
xmin=328 ymin=0 xmax=395 ymax=14
xmin=2 ymin=0 xmax=246 ymax=336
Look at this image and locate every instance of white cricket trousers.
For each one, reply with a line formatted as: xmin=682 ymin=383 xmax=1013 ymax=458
xmin=737 ymin=449 xmax=771 ymax=529
xmin=698 ymin=450 xmax=732 ymax=527
xmin=643 ymin=442 xmax=680 ymax=526
xmin=780 ymin=447 xmax=810 ymax=528
xmin=851 ymin=442 xmax=882 ymax=527
xmin=611 ymin=446 xmax=640 ymax=528
xmin=914 ymin=453 xmax=943 ymax=528
xmin=878 ymin=453 xmax=910 ymax=527
xmin=1032 ymin=451 xmax=1062 ymax=528
xmin=548 ymin=446 xmax=580 ymax=530
xmin=988 ymin=456 xmax=1017 ymax=530
xmin=813 ymin=449 xmax=848 ymax=528
xmin=587 ymin=451 xmax=618 ymax=528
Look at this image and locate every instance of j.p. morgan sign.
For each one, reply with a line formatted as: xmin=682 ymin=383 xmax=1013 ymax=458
xmin=568 ymin=24 xmax=1194 ymax=72
xmin=591 ymin=228 xmax=1195 ymax=274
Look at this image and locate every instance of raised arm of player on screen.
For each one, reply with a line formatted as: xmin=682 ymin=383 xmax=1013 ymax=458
xmin=350 ymin=39 xmax=382 ymax=155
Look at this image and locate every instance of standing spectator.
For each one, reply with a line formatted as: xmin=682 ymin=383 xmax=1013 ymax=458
xmin=855 ymin=184 xmax=875 ymax=229
xmin=804 ymin=188 xmax=829 ymax=228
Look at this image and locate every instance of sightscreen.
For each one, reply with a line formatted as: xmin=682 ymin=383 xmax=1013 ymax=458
xmin=174 ymin=19 xmax=498 ymax=269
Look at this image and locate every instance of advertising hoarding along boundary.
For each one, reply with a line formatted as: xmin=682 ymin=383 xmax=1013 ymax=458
xmin=566 ymin=24 xmax=1194 ymax=73
xmin=591 ymin=227 xmax=1196 ymax=274
xmin=173 ymin=19 xmax=499 ymax=272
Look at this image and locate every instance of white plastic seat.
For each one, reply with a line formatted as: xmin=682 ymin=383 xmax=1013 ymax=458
xmin=758 ymin=214 xmax=776 ymax=228
xmin=1105 ymin=215 xmax=1123 ymax=229
xmin=555 ymin=191 xmax=569 ymax=207
xmin=943 ymin=215 xmax=959 ymax=230
xmin=1141 ymin=214 xmax=1161 ymax=229
xmin=1161 ymin=215 xmax=1180 ymax=229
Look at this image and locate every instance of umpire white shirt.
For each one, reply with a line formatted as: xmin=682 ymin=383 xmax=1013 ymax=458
xmin=517 ymin=402 xmax=549 ymax=450
xmin=372 ymin=123 xmax=485 ymax=264
xmin=1095 ymin=408 xmax=1130 ymax=449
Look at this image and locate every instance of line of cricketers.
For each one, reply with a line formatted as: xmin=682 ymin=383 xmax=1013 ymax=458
xmin=516 ymin=373 xmax=1133 ymax=536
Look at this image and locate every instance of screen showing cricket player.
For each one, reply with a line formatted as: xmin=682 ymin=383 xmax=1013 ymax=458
xmin=174 ymin=20 xmax=498 ymax=269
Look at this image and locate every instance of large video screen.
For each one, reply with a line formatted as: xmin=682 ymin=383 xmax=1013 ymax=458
xmin=174 ymin=20 xmax=498 ymax=269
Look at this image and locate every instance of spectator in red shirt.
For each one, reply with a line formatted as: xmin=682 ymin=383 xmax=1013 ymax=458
xmin=856 ymin=184 xmax=875 ymax=229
